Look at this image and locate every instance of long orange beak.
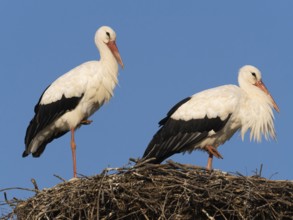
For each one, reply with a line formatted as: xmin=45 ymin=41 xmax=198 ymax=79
xmin=106 ymin=40 xmax=124 ymax=69
xmin=255 ymin=80 xmax=280 ymax=112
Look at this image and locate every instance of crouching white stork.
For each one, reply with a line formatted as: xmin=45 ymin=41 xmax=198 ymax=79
xmin=23 ymin=26 xmax=124 ymax=178
xmin=142 ymin=65 xmax=279 ymax=170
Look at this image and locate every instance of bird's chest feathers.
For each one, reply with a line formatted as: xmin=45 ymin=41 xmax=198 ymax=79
xmin=238 ymin=96 xmax=274 ymax=142
xmin=81 ymin=72 xmax=118 ymax=116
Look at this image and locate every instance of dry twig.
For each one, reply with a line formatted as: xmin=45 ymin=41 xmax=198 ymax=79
xmin=1 ymin=160 xmax=293 ymax=220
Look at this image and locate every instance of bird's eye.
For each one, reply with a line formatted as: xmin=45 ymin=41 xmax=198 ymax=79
xmin=251 ymin=72 xmax=256 ymax=78
xmin=106 ymin=32 xmax=110 ymax=38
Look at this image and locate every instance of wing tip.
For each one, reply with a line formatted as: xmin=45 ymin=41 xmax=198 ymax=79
xmin=140 ymin=155 xmax=162 ymax=164
xmin=22 ymin=150 xmax=29 ymax=157
xmin=142 ymin=147 xmax=165 ymax=164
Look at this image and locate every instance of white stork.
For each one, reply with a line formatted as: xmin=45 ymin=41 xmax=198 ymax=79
xmin=23 ymin=26 xmax=124 ymax=178
xmin=142 ymin=65 xmax=279 ymax=170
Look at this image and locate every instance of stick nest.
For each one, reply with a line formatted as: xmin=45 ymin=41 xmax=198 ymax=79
xmin=2 ymin=160 xmax=293 ymax=220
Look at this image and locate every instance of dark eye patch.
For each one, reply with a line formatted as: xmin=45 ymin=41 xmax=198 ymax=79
xmin=251 ymin=72 xmax=256 ymax=78
xmin=106 ymin=32 xmax=110 ymax=38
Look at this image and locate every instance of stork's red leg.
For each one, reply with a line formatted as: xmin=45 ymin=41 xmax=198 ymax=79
xmin=206 ymin=145 xmax=223 ymax=159
xmin=70 ymin=128 xmax=77 ymax=178
xmin=205 ymin=145 xmax=223 ymax=170
xmin=206 ymin=153 xmax=213 ymax=170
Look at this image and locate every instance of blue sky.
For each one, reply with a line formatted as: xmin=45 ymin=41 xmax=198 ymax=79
xmin=0 ymin=1 xmax=292 ymax=208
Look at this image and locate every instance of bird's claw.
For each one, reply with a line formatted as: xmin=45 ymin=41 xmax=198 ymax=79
xmin=80 ymin=120 xmax=93 ymax=125
xmin=206 ymin=146 xmax=223 ymax=159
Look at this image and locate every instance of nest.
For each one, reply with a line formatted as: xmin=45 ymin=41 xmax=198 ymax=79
xmin=2 ymin=160 xmax=293 ymax=220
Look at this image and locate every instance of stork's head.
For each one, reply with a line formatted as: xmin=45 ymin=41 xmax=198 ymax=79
xmin=238 ymin=65 xmax=279 ymax=112
xmin=95 ymin=26 xmax=124 ymax=68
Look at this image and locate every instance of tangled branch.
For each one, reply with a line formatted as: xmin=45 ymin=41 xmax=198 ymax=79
xmin=1 ymin=160 xmax=293 ymax=219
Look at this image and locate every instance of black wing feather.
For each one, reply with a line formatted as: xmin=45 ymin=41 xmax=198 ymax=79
xmin=30 ymin=130 xmax=68 ymax=157
xmin=23 ymin=92 xmax=84 ymax=157
xmin=158 ymin=97 xmax=191 ymax=126
xmin=142 ymin=114 xmax=232 ymax=163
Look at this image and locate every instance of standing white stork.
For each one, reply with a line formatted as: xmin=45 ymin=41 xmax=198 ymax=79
xmin=23 ymin=26 xmax=124 ymax=178
xmin=142 ymin=65 xmax=279 ymax=170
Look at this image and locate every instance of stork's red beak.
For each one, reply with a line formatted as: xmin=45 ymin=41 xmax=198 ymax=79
xmin=255 ymin=80 xmax=280 ymax=112
xmin=107 ymin=40 xmax=124 ymax=69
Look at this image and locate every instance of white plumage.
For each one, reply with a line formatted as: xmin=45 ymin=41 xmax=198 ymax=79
xmin=23 ymin=26 xmax=124 ymax=178
xmin=142 ymin=65 xmax=279 ymax=170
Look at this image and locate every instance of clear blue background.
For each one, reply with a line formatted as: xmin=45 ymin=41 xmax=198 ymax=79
xmin=0 ymin=1 xmax=291 ymax=211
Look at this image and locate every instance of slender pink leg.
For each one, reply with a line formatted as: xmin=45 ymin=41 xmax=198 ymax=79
xmin=205 ymin=146 xmax=223 ymax=170
xmin=206 ymin=153 xmax=213 ymax=170
xmin=206 ymin=145 xmax=223 ymax=159
xmin=70 ymin=128 xmax=77 ymax=178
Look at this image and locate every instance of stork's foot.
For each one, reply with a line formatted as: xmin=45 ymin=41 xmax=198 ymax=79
xmin=80 ymin=120 xmax=93 ymax=125
xmin=205 ymin=146 xmax=223 ymax=171
xmin=206 ymin=145 xmax=223 ymax=159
